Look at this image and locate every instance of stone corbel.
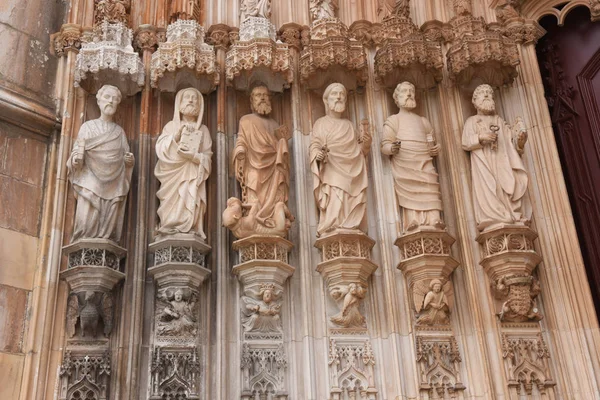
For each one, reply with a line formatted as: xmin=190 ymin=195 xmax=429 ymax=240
xmin=50 ymin=24 xmax=82 ymax=58
xmin=150 ymin=19 xmax=219 ymax=93
xmin=299 ymin=18 xmax=368 ymax=91
xmin=477 ymin=225 xmax=544 ymax=323
xmin=134 ymin=24 xmax=158 ymax=53
xmin=278 ymin=23 xmax=304 ymax=51
xmin=315 ymin=230 xmax=377 ymax=332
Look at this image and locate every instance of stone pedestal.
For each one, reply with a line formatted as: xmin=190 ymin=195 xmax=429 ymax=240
xmin=239 ymin=16 xmax=277 ymax=41
xmin=477 ymin=225 xmax=543 ymax=322
xmin=148 ymin=234 xmax=212 ymax=289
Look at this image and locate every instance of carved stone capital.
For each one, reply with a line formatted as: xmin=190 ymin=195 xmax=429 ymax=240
xmin=592 ymin=0 xmax=600 ymax=22
xmin=50 ymin=24 xmax=82 ymax=57
xmin=150 ymin=19 xmax=218 ymax=93
xmin=225 ymin=38 xmax=293 ymax=92
xmin=348 ymin=19 xmax=374 ymax=47
xmin=134 ymin=24 xmax=158 ymax=52
xmin=232 ymin=235 xmax=294 ymax=293
xmin=299 ymin=18 xmax=368 ymax=90
xmin=278 ymin=23 xmax=303 ymax=50
xmin=148 ymin=234 xmax=212 ymax=290
xmin=207 ymin=24 xmax=231 ymax=48
xmin=61 ymin=239 xmax=126 ymax=293
xmin=502 ymin=18 xmax=546 ymax=45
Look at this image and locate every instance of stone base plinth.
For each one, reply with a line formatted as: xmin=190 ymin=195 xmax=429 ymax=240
xmin=239 ymin=16 xmax=277 ymax=41
xmin=232 ymin=235 xmax=294 ymax=291
xmin=476 ymin=225 xmax=541 ymax=282
xmin=149 ymin=234 xmax=211 ymax=289
xmin=315 ymin=230 xmax=377 ymax=288
xmin=395 ymin=229 xmax=459 ymax=287
xmin=61 ymin=239 xmax=127 ymax=292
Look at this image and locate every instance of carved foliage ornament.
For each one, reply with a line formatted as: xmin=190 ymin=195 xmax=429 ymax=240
xmin=51 ymin=24 xmax=82 ymax=57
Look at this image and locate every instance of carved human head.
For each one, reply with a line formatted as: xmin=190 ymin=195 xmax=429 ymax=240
xmin=393 ymin=81 xmax=416 ymax=110
xmin=472 ymin=84 xmax=496 ymax=114
xmin=250 ymin=84 xmax=272 ymax=116
xmin=178 ymin=88 xmax=202 ymax=118
xmin=222 ymin=197 xmax=243 ymax=229
xmin=430 ymin=279 xmax=443 ymax=293
xmin=323 ymin=83 xmax=347 ymax=115
xmin=96 ymin=85 xmax=122 ymax=118
xmin=174 ymin=289 xmax=184 ymax=301
xmin=259 ymin=283 xmax=276 ymax=303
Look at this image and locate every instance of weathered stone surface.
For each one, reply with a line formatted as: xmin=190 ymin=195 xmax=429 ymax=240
xmin=0 ymin=284 xmax=28 ymax=353
xmin=0 ymin=353 xmax=24 ymax=399
xmin=0 ymin=228 xmax=39 ymax=290
xmin=0 ymin=175 xmax=43 ymax=236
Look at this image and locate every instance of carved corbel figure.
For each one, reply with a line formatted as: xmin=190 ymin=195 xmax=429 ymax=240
xmin=329 ymin=282 xmax=367 ymax=328
xmin=494 ymin=274 xmax=542 ymax=322
xmin=155 ymin=288 xmax=198 ymax=336
xmin=66 ymin=291 xmax=114 ymax=338
xmin=241 ymin=283 xmax=283 ymax=333
xmin=414 ymin=278 xmax=453 ymax=326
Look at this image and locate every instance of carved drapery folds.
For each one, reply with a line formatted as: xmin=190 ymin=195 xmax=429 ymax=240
xmin=150 ymin=20 xmax=218 ymax=93
xmin=74 ymin=21 xmax=144 ymax=95
xmin=59 ymin=351 xmax=111 ymax=400
xmin=374 ymin=4 xmax=443 ymax=90
xmin=328 ymin=338 xmax=378 ymax=400
xmin=415 ymin=335 xmax=465 ymax=399
xmin=445 ymin=0 xmax=520 ymax=87
xmin=300 ymin=18 xmax=368 ymax=90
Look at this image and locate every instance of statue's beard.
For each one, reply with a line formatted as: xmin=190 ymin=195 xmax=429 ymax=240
xmin=476 ymin=99 xmax=495 ymax=113
xmin=254 ymin=102 xmax=272 ymax=115
xmin=181 ymin=104 xmax=200 ymax=117
xmin=399 ymin=98 xmax=416 ymax=109
xmin=329 ymin=101 xmax=345 ymax=113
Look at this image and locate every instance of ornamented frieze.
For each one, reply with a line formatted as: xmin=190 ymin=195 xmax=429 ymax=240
xmin=150 ymin=347 xmax=201 ymax=400
xmin=150 ymin=20 xmax=218 ymax=93
xmin=328 ymin=338 xmax=378 ymax=399
xmin=58 ymin=350 xmax=111 ymax=400
xmin=74 ymin=21 xmax=144 ymax=95
xmin=415 ymin=335 xmax=465 ymax=398
xmin=299 ymin=18 xmax=368 ymax=90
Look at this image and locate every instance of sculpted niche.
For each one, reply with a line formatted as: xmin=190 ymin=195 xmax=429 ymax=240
xmin=310 ymin=83 xmax=372 ymax=237
xmin=224 ymin=84 xmax=293 ymax=239
xmin=381 ymin=82 xmax=445 ymax=234
xmin=67 ymin=84 xmax=134 ymax=243
xmin=155 ymin=87 xmax=213 ymax=240
xmin=462 ymin=84 xmax=530 ymax=232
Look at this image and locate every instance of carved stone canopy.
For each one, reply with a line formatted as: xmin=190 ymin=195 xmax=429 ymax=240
xmin=445 ymin=12 xmax=520 ymax=87
xmin=374 ymin=14 xmax=444 ymax=89
xmin=299 ymin=18 xmax=368 ymax=91
xmin=225 ymin=38 xmax=293 ymax=92
xmin=150 ymin=20 xmax=219 ymax=93
xmin=74 ymin=21 xmax=145 ymax=96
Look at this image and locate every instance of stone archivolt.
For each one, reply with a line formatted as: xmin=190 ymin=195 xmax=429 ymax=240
xmin=300 ymin=18 xmax=368 ymax=90
xmin=151 ymin=20 xmax=218 ymax=93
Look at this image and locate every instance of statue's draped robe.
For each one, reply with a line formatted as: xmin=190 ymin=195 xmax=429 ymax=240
xmin=462 ymin=115 xmax=530 ymax=231
xmin=240 ymin=0 xmax=271 ymax=20
xmin=67 ymin=120 xmax=132 ymax=241
xmin=382 ymin=112 xmax=443 ymax=232
xmin=417 ymin=291 xmax=449 ymax=325
xmin=155 ymin=121 xmax=212 ymax=239
xmin=232 ymin=113 xmax=289 ymax=228
xmin=310 ymin=115 xmax=369 ymax=236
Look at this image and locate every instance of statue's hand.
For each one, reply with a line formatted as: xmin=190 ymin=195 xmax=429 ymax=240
xmin=174 ymin=125 xmax=186 ymax=143
xmin=391 ymin=141 xmax=401 ymax=154
xmin=72 ymin=151 xmax=84 ymax=167
xmin=428 ymin=144 xmax=441 ymax=157
xmin=236 ymin=150 xmax=246 ymax=161
xmin=178 ymin=148 xmax=196 ymax=161
xmin=478 ymin=131 xmax=498 ymax=145
xmin=124 ymin=152 xmax=135 ymax=167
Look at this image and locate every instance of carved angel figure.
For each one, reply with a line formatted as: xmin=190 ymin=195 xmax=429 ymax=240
xmin=330 ymin=283 xmax=367 ymax=328
xmin=414 ymin=279 xmax=452 ymax=326
xmin=310 ymin=0 xmax=338 ymax=21
xmin=241 ymin=284 xmax=283 ymax=333
xmin=156 ymin=288 xmax=197 ymax=336
xmin=66 ymin=291 xmax=114 ymax=338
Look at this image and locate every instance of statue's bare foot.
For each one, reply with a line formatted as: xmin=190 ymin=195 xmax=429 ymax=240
xmin=407 ymin=221 xmax=418 ymax=231
xmin=434 ymin=220 xmax=446 ymax=230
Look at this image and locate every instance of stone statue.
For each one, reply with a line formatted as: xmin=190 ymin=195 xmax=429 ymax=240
xmin=310 ymin=82 xmax=371 ymax=236
xmin=310 ymin=0 xmax=338 ymax=21
xmin=414 ymin=279 xmax=451 ymax=326
xmin=66 ymin=291 xmax=114 ymax=338
xmin=226 ymin=84 xmax=293 ymax=239
xmin=155 ymin=87 xmax=212 ymax=240
xmin=240 ymin=0 xmax=271 ymax=22
xmin=241 ymin=283 xmax=283 ymax=333
xmin=381 ymin=82 xmax=445 ymax=233
xmin=156 ymin=288 xmax=197 ymax=336
xmin=67 ymin=84 xmax=134 ymax=242
xmin=462 ymin=84 xmax=530 ymax=232
xmin=330 ymin=283 xmax=367 ymax=328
